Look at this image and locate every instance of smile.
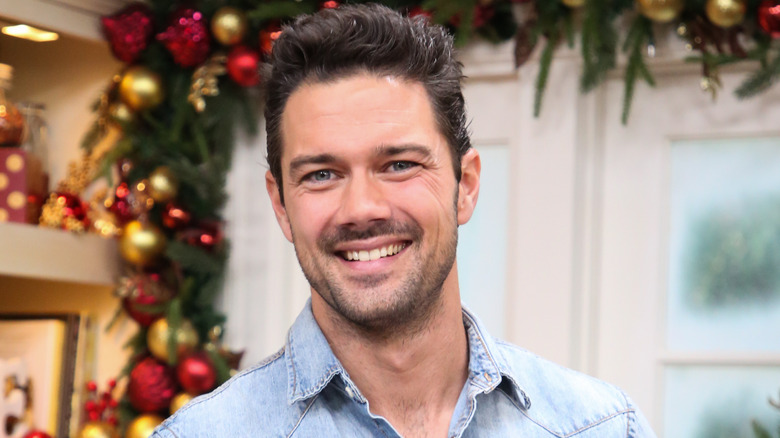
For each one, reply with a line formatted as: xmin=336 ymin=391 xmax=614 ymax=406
xmin=340 ymin=243 xmax=408 ymax=261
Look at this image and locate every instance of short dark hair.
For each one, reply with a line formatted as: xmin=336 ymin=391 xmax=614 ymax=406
xmin=264 ymin=3 xmax=471 ymax=202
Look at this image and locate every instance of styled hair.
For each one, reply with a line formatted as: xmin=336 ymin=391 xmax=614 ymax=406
xmin=264 ymin=3 xmax=471 ymax=202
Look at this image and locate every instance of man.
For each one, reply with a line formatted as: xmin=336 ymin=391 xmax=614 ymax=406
xmin=153 ymin=4 xmax=655 ymax=437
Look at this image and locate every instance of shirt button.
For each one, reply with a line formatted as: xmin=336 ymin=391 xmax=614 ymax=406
xmin=345 ymin=385 xmax=355 ymax=398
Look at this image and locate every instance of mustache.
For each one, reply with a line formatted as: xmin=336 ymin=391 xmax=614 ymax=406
xmin=318 ymin=220 xmax=422 ymax=251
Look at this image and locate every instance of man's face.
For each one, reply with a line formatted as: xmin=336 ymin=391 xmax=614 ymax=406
xmin=266 ymin=73 xmax=479 ymax=333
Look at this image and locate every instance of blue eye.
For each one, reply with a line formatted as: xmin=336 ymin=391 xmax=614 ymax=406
xmin=306 ymin=170 xmax=332 ymax=182
xmin=389 ymin=161 xmax=416 ymax=172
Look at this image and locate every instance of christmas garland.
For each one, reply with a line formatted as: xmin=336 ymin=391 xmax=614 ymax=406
xmin=33 ymin=0 xmax=779 ymax=437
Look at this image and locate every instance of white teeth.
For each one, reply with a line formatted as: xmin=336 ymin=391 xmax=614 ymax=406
xmin=342 ymin=243 xmax=407 ymax=261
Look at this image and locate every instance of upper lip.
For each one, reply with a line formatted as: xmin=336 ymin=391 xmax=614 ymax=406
xmin=332 ymin=237 xmax=410 ymax=252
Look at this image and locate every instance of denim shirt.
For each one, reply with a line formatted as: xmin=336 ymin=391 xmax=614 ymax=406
xmin=152 ymin=302 xmax=655 ymax=437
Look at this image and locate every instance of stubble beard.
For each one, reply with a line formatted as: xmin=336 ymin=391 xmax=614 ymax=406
xmin=292 ymin=215 xmax=458 ymax=340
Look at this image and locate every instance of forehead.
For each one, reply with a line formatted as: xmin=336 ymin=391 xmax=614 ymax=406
xmin=279 ymin=73 xmax=443 ymax=165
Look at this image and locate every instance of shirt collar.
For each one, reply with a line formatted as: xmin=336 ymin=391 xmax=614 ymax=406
xmin=461 ymin=306 xmax=532 ymax=410
xmin=285 ymin=300 xmax=531 ymax=410
xmin=285 ymin=300 xmax=345 ymax=404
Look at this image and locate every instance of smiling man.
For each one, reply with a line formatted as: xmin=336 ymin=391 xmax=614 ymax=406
xmin=152 ymin=4 xmax=655 ymax=437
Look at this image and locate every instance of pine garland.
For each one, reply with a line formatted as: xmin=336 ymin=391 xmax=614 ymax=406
xmin=54 ymin=0 xmax=780 ymax=433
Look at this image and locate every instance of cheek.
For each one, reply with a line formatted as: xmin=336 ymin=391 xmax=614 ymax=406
xmin=287 ymin=193 xmax=339 ymax=241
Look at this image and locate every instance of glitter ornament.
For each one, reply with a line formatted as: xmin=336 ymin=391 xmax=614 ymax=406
xmin=108 ymin=181 xmax=134 ymax=224
xmin=127 ymin=358 xmax=178 ymax=412
xmin=226 ymin=45 xmax=260 ymax=87
xmin=102 ymin=3 xmax=154 ymax=63
xmin=211 ymin=6 xmax=248 ymax=46
xmin=157 ymin=8 xmax=211 ymax=67
xmin=758 ymin=0 xmax=780 ymax=38
xmin=118 ymin=272 xmax=173 ymax=327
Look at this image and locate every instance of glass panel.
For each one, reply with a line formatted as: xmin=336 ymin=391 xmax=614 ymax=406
xmin=667 ymin=138 xmax=780 ymax=352
xmin=458 ymin=145 xmax=509 ymax=338
xmin=663 ymin=365 xmax=780 ymax=438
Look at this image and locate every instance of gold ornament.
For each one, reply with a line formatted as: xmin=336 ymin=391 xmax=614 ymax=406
xmin=126 ymin=414 xmax=164 ymax=438
xmin=119 ymin=220 xmax=167 ymax=266
xmin=170 ymin=392 xmax=194 ymax=414
xmin=211 ymin=7 xmax=248 ymax=46
xmin=705 ymin=0 xmax=746 ymax=28
xmin=562 ymin=0 xmax=585 ymax=7
xmin=119 ymin=66 xmax=164 ymax=111
xmin=78 ymin=421 xmax=119 ymax=438
xmin=637 ymin=0 xmax=684 ymax=23
xmin=109 ymin=101 xmax=134 ymax=125
xmin=147 ymin=318 xmax=199 ymax=362
xmin=148 ymin=166 xmax=179 ymax=203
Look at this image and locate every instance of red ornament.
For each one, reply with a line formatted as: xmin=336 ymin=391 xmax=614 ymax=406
xmin=758 ymin=1 xmax=780 ymax=38
xmin=127 ymin=357 xmax=178 ymax=413
xmin=54 ymin=192 xmax=90 ymax=228
xmin=102 ymin=3 xmax=154 ymax=63
xmin=162 ymin=203 xmax=192 ymax=229
xmin=120 ymin=272 xmax=173 ymax=327
xmin=258 ymin=22 xmax=282 ymax=58
xmin=157 ymin=8 xmax=211 ymax=67
xmin=179 ymin=222 xmax=224 ymax=251
xmin=408 ymin=6 xmax=434 ymax=21
xmin=23 ymin=431 xmax=52 ymax=438
xmin=320 ymin=1 xmax=340 ymax=9
xmin=449 ymin=5 xmax=495 ymax=28
xmin=226 ymin=45 xmax=260 ymax=87
xmin=109 ymin=182 xmax=134 ymax=224
xmin=177 ymin=352 xmax=217 ymax=395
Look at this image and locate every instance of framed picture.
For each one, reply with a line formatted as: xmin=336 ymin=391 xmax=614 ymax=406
xmin=0 ymin=313 xmax=90 ymax=438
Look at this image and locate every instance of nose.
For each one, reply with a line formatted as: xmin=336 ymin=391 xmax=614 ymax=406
xmin=334 ymin=173 xmax=392 ymax=227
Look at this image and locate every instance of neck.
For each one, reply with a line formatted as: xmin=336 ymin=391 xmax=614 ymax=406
xmin=311 ymin=270 xmax=469 ymax=437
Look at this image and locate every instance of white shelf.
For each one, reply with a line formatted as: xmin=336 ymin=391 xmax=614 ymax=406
xmin=0 ymin=0 xmax=128 ymax=42
xmin=0 ymin=222 xmax=119 ymax=286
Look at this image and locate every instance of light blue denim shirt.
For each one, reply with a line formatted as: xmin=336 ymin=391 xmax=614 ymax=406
xmin=152 ymin=301 xmax=655 ymax=437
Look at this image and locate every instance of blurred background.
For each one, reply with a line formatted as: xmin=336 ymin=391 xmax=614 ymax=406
xmin=1 ymin=1 xmax=779 ymax=436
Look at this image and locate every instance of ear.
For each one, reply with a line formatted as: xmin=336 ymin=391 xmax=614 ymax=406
xmin=265 ymin=170 xmax=294 ymax=242
xmin=457 ymin=148 xmax=481 ymax=225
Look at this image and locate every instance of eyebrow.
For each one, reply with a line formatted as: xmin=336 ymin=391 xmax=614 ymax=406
xmin=375 ymin=143 xmax=433 ymax=159
xmin=288 ymin=153 xmax=338 ymax=178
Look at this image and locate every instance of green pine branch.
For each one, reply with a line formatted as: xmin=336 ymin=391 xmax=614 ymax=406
xmin=735 ymin=50 xmax=780 ymax=99
xmin=621 ymin=15 xmax=655 ymax=125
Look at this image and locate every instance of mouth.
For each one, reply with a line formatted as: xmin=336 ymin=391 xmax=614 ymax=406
xmin=339 ymin=242 xmax=409 ymax=261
